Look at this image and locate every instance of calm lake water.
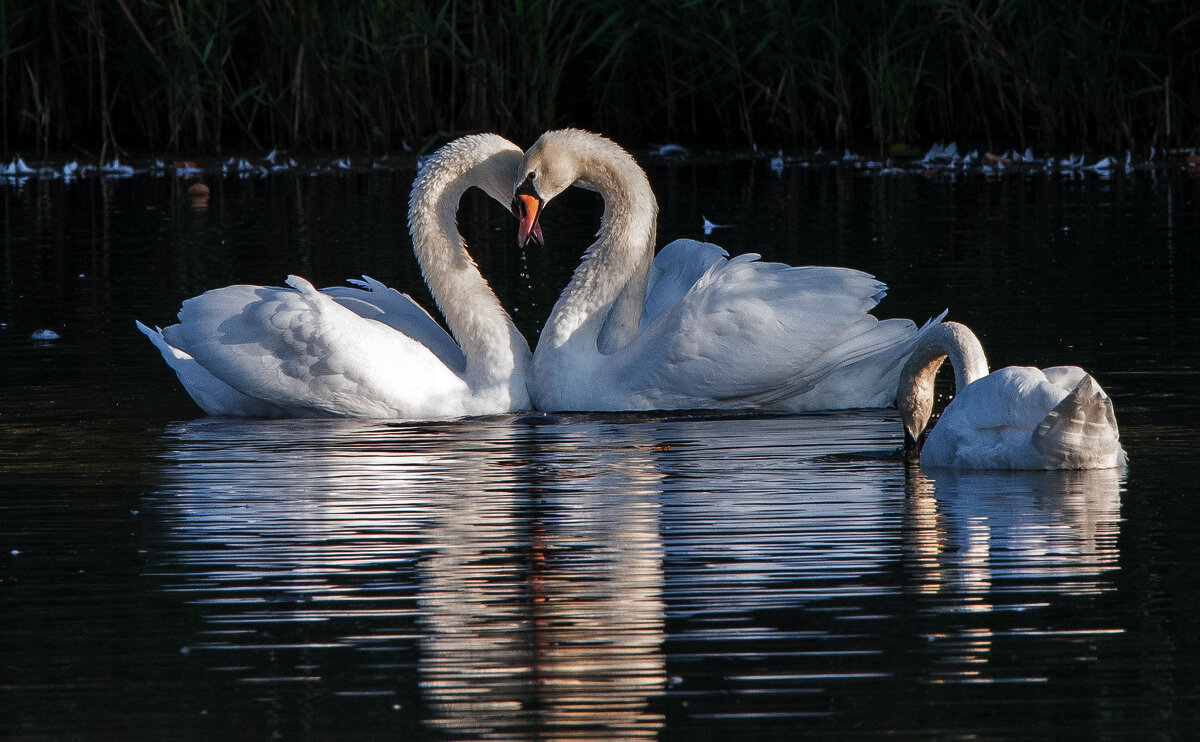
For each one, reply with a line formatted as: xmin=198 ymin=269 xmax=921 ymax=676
xmin=2 ymin=150 xmax=1200 ymax=739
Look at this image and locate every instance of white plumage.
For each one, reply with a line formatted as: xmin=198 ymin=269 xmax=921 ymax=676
xmin=138 ymin=134 xmax=532 ymax=419
xmin=898 ymin=321 xmax=1125 ymax=470
xmin=512 ymin=128 xmax=939 ymax=412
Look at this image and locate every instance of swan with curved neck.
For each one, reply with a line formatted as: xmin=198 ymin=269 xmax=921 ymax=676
xmin=898 ymin=321 xmax=1125 ymax=469
xmin=138 ymin=133 xmax=532 ymax=419
xmin=511 ymin=127 xmax=940 ymax=412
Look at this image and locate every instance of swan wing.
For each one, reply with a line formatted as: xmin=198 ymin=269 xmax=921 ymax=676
xmin=797 ymin=312 xmax=947 ymax=410
xmin=640 ymin=239 xmax=729 ymax=328
xmin=949 ymin=367 xmax=1073 ymax=431
xmin=1039 ymin=365 xmax=1090 ymax=392
xmin=612 ymin=256 xmax=914 ymax=409
xmin=322 ymin=275 xmax=466 ymax=374
xmin=919 ymin=368 xmax=1047 ymax=468
xmin=161 ymin=276 xmax=471 ymax=418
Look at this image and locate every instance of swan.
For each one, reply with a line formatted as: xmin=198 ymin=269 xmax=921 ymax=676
xmin=897 ymin=321 xmax=1125 ymax=470
xmin=510 ymin=127 xmax=941 ymax=412
xmin=137 ymin=133 xmax=532 ymax=419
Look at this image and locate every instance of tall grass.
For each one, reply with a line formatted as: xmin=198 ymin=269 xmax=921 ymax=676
xmin=4 ymin=0 xmax=1197 ymax=156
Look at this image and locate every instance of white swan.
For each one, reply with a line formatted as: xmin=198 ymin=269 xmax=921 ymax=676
xmin=897 ymin=321 xmax=1125 ymax=469
xmin=138 ymin=133 xmax=532 ymax=419
xmin=510 ymin=128 xmax=940 ymax=412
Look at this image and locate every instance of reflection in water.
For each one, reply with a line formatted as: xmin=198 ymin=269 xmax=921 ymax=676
xmin=903 ymin=467 xmax=1123 ymax=684
xmin=3 ymin=147 xmax=1192 ymax=740
xmin=141 ymin=412 xmax=1127 ymax=736
xmin=658 ymin=414 xmax=904 ymax=616
xmin=418 ymin=422 xmax=665 ymax=738
xmin=146 ymin=416 xmax=665 ymax=739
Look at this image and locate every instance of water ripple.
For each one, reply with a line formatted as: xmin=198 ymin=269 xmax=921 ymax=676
xmin=136 ymin=410 xmax=1124 ymax=737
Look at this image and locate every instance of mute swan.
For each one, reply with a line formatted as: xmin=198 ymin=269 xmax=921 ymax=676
xmin=511 ymin=128 xmax=940 ymax=412
xmin=897 ymin=321 xmax=1125 ymax=470
xmin=138 ymin=133 xmax=532 ymax=419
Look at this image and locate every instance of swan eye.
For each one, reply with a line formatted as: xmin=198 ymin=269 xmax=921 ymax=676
xmin=515 ymin=171 xmax=539 ymax=198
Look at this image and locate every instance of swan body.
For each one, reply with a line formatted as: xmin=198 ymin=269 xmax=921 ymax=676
xmin=511 ymin=128 xmax=939 ymax=412
xmin=898 ymin=321 xmax=1125 ymax=470
xmin=139 ymin=133 xmax=532 ymax=419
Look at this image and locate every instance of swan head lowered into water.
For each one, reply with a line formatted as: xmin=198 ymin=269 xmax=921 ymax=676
xmin=897 ymin=320 xmax=1125 ymax=470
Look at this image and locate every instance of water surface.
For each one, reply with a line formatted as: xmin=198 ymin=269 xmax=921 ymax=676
xmin=2 ymin=154 xmax=1199 ymax=739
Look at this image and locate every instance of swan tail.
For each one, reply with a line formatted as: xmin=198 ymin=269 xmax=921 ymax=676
xmin=136 ymin=319 xmax=175 ymax=359
xmin=136 ymin=319 xmax=287 ymax=417
xmin=1031 ymin=375 xmax=1125 ymax=468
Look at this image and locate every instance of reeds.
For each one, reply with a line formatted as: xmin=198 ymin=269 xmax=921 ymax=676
xmin=4 ymin=0 xmax=1197 ymax=156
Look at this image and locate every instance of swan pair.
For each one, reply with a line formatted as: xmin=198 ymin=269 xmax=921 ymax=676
xmin=142 ymin=129 xmax=924 ymax=419
xmin=140 ymin=129 xmax=1123 ymax=469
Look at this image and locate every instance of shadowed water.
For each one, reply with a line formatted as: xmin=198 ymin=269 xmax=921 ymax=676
xmin=2 ymin=154 xmax=1199 ymax=739
xmin=130 ymin=414 xmax=1124 ymax=738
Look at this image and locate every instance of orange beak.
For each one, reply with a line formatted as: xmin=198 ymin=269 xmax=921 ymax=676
xmin=512 ymin=174 xmax=544 ymax=247
xmin=514 ymin=193 xmax=544 ymax=247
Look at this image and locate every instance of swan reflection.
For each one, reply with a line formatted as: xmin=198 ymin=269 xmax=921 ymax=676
xmin=902 ymin=467 xmax=1123 ymax=683
xmin=417 ymin=421 xmax=665 ymax=738
xmin=146 ymin=416 xmax=665 ymax=739
xmin=143 ymin=411 xmax=1127 ymax=730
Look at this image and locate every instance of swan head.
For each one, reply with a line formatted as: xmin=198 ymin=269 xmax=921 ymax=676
xmin=471 ymin=143 xmax=526 ymax=209
xmin=898 ymin=359 xmax=937 ymax=464
xmin=512 ymin=128 xmax=647 ymax=247
xmin=411 ymin=133 xmax=527 ymax=220
xmin=513 ymin=130 xmax=585 ymax=247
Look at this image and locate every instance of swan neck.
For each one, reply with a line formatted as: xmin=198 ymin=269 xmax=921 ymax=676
xmin=408 ymin=151 xmax=527 ymax=379
xmin=942 ymin=323 xmax=990 ymax=390
xmin=544 ymin=141 xmax=657 ymax=355
xmin=898 ymin=321 xmax=990 ymax=439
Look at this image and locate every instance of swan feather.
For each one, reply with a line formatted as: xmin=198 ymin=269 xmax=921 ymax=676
xmin=323 ymin=275 xmax=466 ymax=374
xmin=140 ymin=133 xmax=530 ymax=419
xmin=162 ymin=276 xmax=469 ymax=418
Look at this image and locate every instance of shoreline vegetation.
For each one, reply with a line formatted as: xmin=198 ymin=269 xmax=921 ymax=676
xmin=3 ymin=1 xmax=1198 ymax=158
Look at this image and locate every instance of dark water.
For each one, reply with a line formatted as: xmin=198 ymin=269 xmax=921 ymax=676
xmin=2 ymin=153 xmax=1200 ymax=740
